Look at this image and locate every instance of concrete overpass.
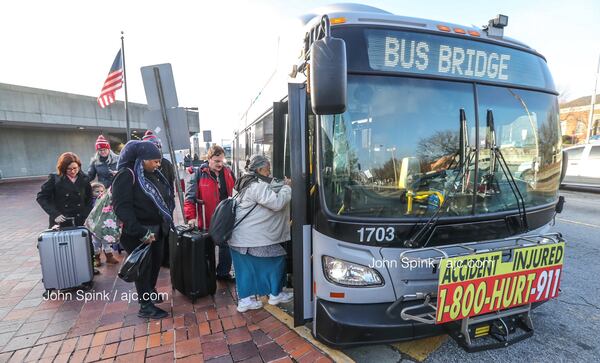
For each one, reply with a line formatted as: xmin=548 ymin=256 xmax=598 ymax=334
xmin=0 ymin=82 xmax=199 ymax=179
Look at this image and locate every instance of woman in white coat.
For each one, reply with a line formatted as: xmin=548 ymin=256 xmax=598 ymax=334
xmin=229 ymin=155 xmax=293 ymax=312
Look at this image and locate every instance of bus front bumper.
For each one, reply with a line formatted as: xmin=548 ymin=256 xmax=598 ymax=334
xmin=314 ymin=298 xmax=445 ymax=348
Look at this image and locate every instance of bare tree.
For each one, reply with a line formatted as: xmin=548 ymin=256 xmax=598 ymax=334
xmin=416 ymin=130 xmax=459 ymax=165
xmin=556 ymin=82 xmax=572 ymax=105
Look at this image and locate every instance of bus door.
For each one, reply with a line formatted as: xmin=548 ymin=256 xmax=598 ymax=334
xmin=287 ymin=83 xmax=314 ymax=326
xmin=272 ymin=100 xmax=293 ymax=289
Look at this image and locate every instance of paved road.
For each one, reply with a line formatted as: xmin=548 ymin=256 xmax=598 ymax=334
xmin=344 ymin=188 xmax=600 ymax=362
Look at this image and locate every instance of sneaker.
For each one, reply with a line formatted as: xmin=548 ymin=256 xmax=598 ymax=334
xmin=268 ymin=291 xmax=293 ymax=305
xmin=150 ymin=289 xmax=164 ymax=304
xmin=237 ymin=296 xmax=262 ymax=312
xmin=138 ymin=302 xmax=168 ymax=319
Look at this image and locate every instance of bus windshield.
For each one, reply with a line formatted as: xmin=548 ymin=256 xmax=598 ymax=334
xmin=319 ymin=75 xmax=561 ymax=219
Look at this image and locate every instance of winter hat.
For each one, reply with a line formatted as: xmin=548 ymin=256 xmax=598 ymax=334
xmin=117 ymin=140 xmax=162 ymax=171
xmin=95 ymin=135 xmax=111 ymax=150
xmin=142 ymin=130 xmax=162 ymax=149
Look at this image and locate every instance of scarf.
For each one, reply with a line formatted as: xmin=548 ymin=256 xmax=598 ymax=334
xmin=118 ymin=140 xmax=173 ymax=227
xmin=234 ymin=172 xmax=276 ymax=196
xmin=134 ymin=159 xmax=174 ymax=227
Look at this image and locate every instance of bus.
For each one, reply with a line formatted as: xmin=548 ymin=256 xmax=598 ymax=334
xmin=232 ymin=4 xmax=566 ymax=352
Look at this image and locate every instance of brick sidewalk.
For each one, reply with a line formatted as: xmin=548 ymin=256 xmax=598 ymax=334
xmin=0 ymin=180 xmax=332 ymax=362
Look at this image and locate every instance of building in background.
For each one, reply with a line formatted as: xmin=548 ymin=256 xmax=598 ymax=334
xmin=559 ymin=93 xmax=600 ymax=145
xmin=190 ymin=133 xmax=201 ymax=159
xmin=0 ymin=83 xmax=199 ymax=179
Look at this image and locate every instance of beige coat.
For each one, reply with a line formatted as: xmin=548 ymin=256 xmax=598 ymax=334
xmin=229 ymin=179 xmax=291 ymax=248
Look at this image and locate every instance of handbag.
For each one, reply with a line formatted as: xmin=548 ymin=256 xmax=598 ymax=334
xmin=84 ymin=188 xmax=122 ymax=244
xmin=84 ymin=168 xmax=134 ymax=245
xmin=118 ymin=243 xmax=151 ymax=282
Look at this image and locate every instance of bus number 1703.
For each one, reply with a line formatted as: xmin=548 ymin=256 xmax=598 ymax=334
xmin=357 ymin=227 xmax=395 ymax=242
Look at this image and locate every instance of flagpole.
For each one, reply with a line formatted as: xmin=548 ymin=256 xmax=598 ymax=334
xmin=121 ymin=31 xmax=131 ymax=142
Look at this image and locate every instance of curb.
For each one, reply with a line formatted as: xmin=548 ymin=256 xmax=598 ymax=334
xmin=262 ymin=299 xmax=355 ymax=363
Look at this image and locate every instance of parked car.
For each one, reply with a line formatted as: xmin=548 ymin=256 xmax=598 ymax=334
xmin=562 ymin=142 xmax=600 ymax=188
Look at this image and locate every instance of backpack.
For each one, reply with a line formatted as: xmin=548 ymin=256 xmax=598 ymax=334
xmin=209 ymin=188 xmax=257 ymax=247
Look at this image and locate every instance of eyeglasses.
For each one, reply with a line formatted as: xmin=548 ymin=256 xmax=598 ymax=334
xmin=66 ymin=167 xmax=80 ymax=171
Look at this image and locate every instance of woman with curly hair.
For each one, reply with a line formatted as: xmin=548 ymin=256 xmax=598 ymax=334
xmin=37 ymin=152 xmax=93 ymax=228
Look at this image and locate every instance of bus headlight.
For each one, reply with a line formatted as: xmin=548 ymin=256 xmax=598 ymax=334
xmin=322 ymin=256 xmax=383 ymax=287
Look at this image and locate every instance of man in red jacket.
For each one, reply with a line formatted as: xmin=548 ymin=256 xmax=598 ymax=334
xmin=184 ymin=145 xmax=236 ymax=281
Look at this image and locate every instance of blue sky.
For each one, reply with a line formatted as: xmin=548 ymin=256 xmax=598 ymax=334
xmin=1 ymin=0 xmax=598 ymax=143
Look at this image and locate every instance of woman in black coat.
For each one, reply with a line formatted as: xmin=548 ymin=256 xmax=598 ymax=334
xmin=37 ymin=152 xmax=93 ymax=228
xmin=112 ymin=140 xmax=174 ymax=320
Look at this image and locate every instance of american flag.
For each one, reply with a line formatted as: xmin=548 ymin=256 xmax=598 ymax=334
xmin=97 ymin=50 xmax=123 ymax=108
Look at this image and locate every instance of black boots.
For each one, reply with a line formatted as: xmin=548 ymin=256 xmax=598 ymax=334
xmin=138 ymin=301 xmax=168 ymax=319
xmin=150 ymin=289 xmax=164 ymax=304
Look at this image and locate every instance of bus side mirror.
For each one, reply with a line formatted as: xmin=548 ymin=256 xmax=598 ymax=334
xmin=310 ymin=36 xmax=347 ymax=115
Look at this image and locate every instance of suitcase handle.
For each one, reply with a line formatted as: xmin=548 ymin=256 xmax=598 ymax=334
xmin=196 ymin=198 xmax=207 ymax=232
xmin=51 ymin=217 xmax=79 ymax=231
xmin=60 ymin=217 xmax=82 ymax=231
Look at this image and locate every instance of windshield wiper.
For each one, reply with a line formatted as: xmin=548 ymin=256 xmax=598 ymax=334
xmin=404 ymin=109 xmax=472 ymax=248
xmin=404 ymin=109 xmax=530 ymax=248
xmin=485 ymin=109 xmax=529 ymax=231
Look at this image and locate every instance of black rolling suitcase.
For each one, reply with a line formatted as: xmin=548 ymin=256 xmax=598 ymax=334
xmin=169 ymin=203 xmax=216 ymax=302
xmin=161 ymin=236 xmax=170 ymax=268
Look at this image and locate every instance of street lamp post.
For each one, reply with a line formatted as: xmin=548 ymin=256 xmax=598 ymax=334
xmin=586 ymin=53 xmax=600 ymax=143
xmin=386 ymin=147 xmax=398 ymax=186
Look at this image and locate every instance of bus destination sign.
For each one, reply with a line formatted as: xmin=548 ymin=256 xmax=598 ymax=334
xmin=366 ymin=29 xmax=553 ymax=90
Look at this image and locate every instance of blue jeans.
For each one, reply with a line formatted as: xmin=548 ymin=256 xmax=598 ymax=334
xmin=216 ymin=245 xmax=232 ymax=277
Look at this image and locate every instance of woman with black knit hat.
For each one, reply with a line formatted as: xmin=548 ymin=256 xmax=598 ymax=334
xmin=142 ymin=130 xmax=175 ymax=194
xmin=88 ymin=135 xmax=119 ymax=188
xmin=142 ymin=130 xmax=176 ymax=267
xmin=112 ymin=140 xmax=175 ymax=319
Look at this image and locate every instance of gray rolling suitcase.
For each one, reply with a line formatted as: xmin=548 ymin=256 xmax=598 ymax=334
xmin=37 ymin=220 xmax=94 ymax=295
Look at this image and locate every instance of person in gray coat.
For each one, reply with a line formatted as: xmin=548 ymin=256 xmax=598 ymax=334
xmin=88 ymin=135 xmax=119 ymax=188
xmin=229 ymin=154 xmax=293 ymax=312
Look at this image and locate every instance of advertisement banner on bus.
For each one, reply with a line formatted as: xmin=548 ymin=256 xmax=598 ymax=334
xmin=435 ymin=242 xmax=564 ymax=324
